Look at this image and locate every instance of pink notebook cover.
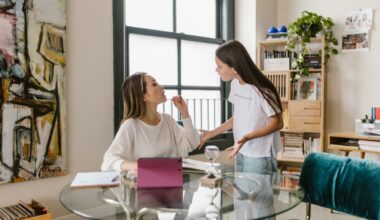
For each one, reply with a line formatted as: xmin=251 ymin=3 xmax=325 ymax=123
xmin=137 ymin=157 xmax=183 ymax=188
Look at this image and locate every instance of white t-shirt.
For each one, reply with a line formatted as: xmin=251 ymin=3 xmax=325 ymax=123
xmin=228 ymin=79 xmax=282 ymax=158
xmin=101 ymin=113 xmax=200 ymax=171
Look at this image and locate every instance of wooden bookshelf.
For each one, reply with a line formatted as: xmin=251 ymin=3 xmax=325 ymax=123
xmin=257 ymin=38 xmax=326 ymax=164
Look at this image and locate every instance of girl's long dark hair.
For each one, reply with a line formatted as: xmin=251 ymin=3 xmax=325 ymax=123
xmin=216 ymin=40 xmax=282 ymax=116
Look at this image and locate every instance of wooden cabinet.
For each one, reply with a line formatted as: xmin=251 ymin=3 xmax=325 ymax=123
xmin=328 ymin=132 xmax=380 ymax=158
xmin=257 ymin=38 xmax=326 ymax=164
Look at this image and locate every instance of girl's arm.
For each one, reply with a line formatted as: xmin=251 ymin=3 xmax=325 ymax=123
xmin=226 ymin=114 xmax=283 ymax=158
xmin=199 ymin=117 xmax=234 ymax=148
xmin=239 ymin=113 xmax=283 ymax=143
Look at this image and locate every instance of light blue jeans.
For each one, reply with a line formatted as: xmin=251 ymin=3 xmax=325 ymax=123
xmin=234 ymin=153 xmax=277 ymax=220
xmin=235 ymin=153 xmax=277 ymax=175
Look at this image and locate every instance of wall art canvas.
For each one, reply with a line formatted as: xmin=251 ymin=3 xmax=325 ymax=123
xmin=0 ymin=0 xmax=66 ymax=184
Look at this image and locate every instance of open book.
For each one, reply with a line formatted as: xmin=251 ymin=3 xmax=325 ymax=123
xmin=182 ymin=158 xmax=220 ymax=171
xmin=70 ymin=171 xmax=120 ymax=188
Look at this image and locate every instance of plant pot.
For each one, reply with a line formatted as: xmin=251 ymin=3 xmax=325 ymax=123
xmin=301 ymin=23 xmax=322 ymax=37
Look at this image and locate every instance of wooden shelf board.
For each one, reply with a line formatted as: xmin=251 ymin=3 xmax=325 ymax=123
xmin=329 ymin=144 xmax=360 ymax=151
xmin=260 ymin=38 xmax=323 ymax=46
xmin=329 ymin=132 xmax=380 ymax=141
xmin=277 ymin=154 xmax=305 ymax=163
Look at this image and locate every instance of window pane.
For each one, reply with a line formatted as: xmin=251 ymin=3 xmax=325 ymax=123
xmin=177 ymin=0 xmax=216 ymax=38
xmin=181 ymin=41 xmax=220 ymax=87
xmin=181 ymin=90 xmax=222 ymax=130
xmin=125 ymin=0 xmax=172 ymax=31
xmin=158 ymin=90 xmax=179 ymax=121
xmin=129 ymin=34 xmax=178 ymax=85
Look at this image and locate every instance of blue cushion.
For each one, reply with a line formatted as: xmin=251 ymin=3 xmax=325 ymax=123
xmin=300 ymin=152 xmax=380 ymax=220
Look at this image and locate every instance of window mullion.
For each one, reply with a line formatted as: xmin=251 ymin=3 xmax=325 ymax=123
xmin=177 ymin=39 xmax=181 ymax=97
xmin=173 ymin=0 xmax=176 ymax=32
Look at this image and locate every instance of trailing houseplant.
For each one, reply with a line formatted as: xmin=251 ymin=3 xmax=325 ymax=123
xmin=287 ymin=11 xmax=338 ymax=77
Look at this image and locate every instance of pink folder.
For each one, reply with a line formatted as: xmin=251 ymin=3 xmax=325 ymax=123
xmin=137 ymin=157 xmax=183 ymax=188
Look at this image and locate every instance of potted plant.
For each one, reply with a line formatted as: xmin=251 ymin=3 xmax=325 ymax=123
xmin=287 ymin=11 xmax=338 ymax=77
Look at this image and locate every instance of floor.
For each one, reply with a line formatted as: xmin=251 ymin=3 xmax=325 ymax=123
xmin=57 ymin=202 xmax=364 ymax=219
xmin=277 ymin=203 xmax=364 ymax=220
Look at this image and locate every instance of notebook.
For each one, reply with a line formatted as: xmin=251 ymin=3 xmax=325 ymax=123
xmin=137 ymin=157 xmax=183 ymax=188
xmin=70 ymin=171 xmax=119 ymax=188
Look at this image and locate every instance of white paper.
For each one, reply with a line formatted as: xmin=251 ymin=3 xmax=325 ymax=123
xmin=345 ymin=8 xmax=373 ymax=32
xmin=70 ymin=171 xmax=119 ymax=188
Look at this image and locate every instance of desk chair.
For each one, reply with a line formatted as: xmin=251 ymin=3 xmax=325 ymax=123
xmin=299 ymin=152 xmax=380 ymax=220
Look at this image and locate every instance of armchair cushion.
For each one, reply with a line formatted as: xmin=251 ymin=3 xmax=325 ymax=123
xmin=300 ymin=152 xmax=380 ymax=220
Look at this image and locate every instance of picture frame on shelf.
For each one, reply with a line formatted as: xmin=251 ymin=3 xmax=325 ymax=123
xmin=297 ymin=78 xmax=317 ymax=100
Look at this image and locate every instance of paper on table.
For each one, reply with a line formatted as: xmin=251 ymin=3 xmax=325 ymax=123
xmin=70 ymin=171 xmax=119 ymax=188
xmin=182 ymin=158 xmax=220 ymax=171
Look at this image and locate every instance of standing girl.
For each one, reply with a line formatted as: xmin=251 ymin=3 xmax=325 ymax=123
xmin=200 ymin=40 xmax=283 ymax=173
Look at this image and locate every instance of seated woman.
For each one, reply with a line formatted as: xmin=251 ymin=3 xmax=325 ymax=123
xmin=101 ymin=72 xmax=200 ymax=172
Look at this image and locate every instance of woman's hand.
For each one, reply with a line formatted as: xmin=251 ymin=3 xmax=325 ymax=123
xmin=172 ymin=96 xmax=190 ymax=118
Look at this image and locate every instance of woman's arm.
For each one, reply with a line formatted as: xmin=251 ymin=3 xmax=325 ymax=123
xmin=199 ymin=117 xmax=233 ymax=148
xmin=120 ymin=161 xmax=137 ymax=171
xmin=101 ymin=123 xmax=135 ymax=172
xmin=171 ymin=96 xmax=200 ymax=154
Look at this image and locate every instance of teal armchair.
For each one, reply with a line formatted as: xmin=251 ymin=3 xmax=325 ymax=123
xmin=300 ymin=152 xmax=380 ymax=220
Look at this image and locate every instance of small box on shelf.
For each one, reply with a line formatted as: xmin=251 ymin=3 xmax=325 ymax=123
xmin=264 ymin=58 xmax=290 ymax=71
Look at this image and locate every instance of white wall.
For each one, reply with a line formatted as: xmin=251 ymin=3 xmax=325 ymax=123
xmin=235 ymin=0 xmax=257 ymax=58
xmin=235 ymin=0 xmax=277 ymax=60
xmin=0 ymin=0 xmax=114 ymax=218
xmin=277 ymin=0 xmax=380 ymax=133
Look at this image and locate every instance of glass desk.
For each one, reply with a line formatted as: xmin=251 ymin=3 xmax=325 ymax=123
xmin=60 ymin=168 xmax=304 ymax=220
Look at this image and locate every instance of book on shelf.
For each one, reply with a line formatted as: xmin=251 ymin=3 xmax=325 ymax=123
xmin=274 ymin=173 xmax=300 ymax=192
xmin=359 ymin=145 xmax=380 ymax=152
xmin=358 ymin=139 xmax=380 ymax=152
xmin=371 ymin=107 xmax=380 ymax=120
xmin=358 ymin=140 xmax=380 ymax=146
xmin=281 ymin=132 xmax=320 ymax=159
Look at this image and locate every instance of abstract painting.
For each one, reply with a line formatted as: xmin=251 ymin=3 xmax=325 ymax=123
xmin=0 ymin=0 xmax=66 ymax=184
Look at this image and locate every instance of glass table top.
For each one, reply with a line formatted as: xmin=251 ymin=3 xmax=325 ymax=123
xmin=60 ymin=167 xmax=304 ymax=220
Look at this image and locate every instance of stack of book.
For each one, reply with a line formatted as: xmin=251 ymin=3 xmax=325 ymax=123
xmin=281 ymin=132 xmax=304 ymax=159
xmin=358 ymin=140 xmax=380 ymax=152
xmin=277 ymin=167 xmax=301 ymax=191
xmin=0 ymin=200 xmax=49 ymax=220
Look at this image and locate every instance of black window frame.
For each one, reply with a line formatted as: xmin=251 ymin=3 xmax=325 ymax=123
xmin=113 ymin=0 xmax=235 ymax=150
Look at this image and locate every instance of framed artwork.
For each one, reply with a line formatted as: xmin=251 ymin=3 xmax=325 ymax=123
xmin=297 ymin=78 xmax=317 ymax=100
xmin=0 ymin=0 xmax=66 ymax=184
